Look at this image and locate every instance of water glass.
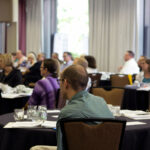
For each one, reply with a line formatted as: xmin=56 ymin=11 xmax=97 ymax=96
xmin=38 ymin=105 xmax=47 ymax=121
xmin=14 ymin=109 xmax=24 ymax=121
xmin=27 ymin=105 xmax=37 ymax=120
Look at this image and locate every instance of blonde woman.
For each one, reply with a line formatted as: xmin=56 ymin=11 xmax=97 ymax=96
xmin=0 ymin=53 xmax=22 ymax=87
xmin=26 ymin=53 xmax=37 ymax=68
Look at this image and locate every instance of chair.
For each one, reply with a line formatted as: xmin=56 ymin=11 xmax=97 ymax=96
xmin=60 ymin=118 xmax=126 ymax=150
xmin=55 ymin=89 xmax=66 ymax=109
xmin=88 ymin=73 xmax=102 ymax=88
xmin=91 ymin=88 xmax=124 ymax=106
xmin=110 ymin=74 xmax=130 ymax=88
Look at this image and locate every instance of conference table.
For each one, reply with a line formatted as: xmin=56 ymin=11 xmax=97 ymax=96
xmin=0 ymin=111 xmax=150 ymax=150
xmin=121 ymin=87 xmax=150 ymax=111
xmin=0 ymin=86 xmax=33 ymax=115
xmin=0 ymin=96 xmax=29 ymax=115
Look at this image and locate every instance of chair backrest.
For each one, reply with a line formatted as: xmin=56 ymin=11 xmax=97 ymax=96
xmin=88 ymin=73 xmax=102 ymax=88
xmin=91 ymin=88 xmax=124 ymax=106
xmin=60 ymin=118 xmax=126 ymax=150
xmin=110 ymin=74 xmax=130 ymax=88
xmin=55 ymin=89 xmax=66 ymax=109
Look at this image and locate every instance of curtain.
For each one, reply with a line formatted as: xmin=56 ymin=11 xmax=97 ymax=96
xmin=43 ymin=0 xmax=57 ymax=58
xmin=19 ymin=0 xmax=26 ymax=55
xmin=89 ymin=0 xmax=138 ymax=73
xmin=144 ymin=0 xmax=150 ymax=57
xmin=26 ymin=0 xmax=42 ymax=55
xmin=0 ymin=23 xmax=6 ymax=53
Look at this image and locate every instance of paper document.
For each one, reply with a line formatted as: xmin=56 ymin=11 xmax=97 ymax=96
xmin=120 ymin=110 xmax=150 ymax=120
xmin=4 ymin=120 xmax=57 ymax=128
xmin=137 ymin=86 xmax=150 ymax=91
xmin=51 ymin=115 xmax=58 ymax=118
xmin=47 ymin=110 xmax=60 ymax=113
xmin=126 ymin=121 xmax=146 ymax=126
xmin=120 ymin=110 xmax=148 ymax=116
xmin=4 ymin=121 xmax=42 ymax=128
xmin=41 ymin=121 xmax=57 ymax=128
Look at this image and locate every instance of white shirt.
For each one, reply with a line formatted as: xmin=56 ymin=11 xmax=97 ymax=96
xmin=135 ymin=71 xmax=144 ymax=83
xmin=60 ymin=60 xmax=73 ymax=72
xmin=119 ymin=58 xmax=139 ymax=75
xmin=87 ymin=67 xmax=98 ymax=74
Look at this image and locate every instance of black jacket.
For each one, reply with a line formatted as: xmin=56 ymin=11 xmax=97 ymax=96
xmin=0 ymin=69 xmax=22 ymax=87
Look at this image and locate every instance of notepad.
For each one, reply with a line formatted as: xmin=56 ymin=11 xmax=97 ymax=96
xmin=47 ymin=110 xmax=60 ymax=113
xmin=126 ymin=121 xmax=146 ymax=126
xmin=4 ymin=121 xmax=42 ymax=128
xmin=41 ymin=121 xmax=57 ymax=128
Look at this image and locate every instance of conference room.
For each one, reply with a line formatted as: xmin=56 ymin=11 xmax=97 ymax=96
xmin=0 ymin=0 xmax=150 ymax=150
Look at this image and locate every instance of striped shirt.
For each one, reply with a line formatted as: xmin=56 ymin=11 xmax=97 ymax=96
xmin=28 ymin=75 xmax=60 ymax=109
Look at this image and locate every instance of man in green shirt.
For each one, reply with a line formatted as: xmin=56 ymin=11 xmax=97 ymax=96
xmin=31 ymin=64 xmax=113 ymax=150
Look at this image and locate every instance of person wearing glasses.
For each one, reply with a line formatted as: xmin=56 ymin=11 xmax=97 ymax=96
xmin=28 ymin=58 xmax=60 ymax=109
xmin=60 ymin=52 xmax=73 ymax=72
xmin=31 ymin=65 xmax=113 ymax=150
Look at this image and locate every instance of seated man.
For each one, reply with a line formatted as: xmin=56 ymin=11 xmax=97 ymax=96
xmin=73 ymin=57 xmax=91 ymax=90
xmin=31 ymin=65 xmax=113 ymax=150
xmin=14 ymin=50 xmax=27 ymax=69
xmin=60 ymin=52 xmax=73 ymax=72
xmin=28 ymin=59 xmax=60 ymax=109
xmin=119 ymin=50 xmax=139 ymax=75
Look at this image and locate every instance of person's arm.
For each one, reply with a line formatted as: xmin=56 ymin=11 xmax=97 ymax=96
xmin=28 ymin=81 xmax=41 ymax=106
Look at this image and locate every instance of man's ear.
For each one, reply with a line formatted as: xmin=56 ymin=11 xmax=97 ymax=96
xmin=64 ymin=79 xmax=69 ymax=89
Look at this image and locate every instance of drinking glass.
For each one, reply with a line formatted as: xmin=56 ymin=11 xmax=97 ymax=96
xmin=14 ymin=109 xmax=24 ymax=121
xmin=38 ymin=105 xmax=47 ymax=121
xmin=27 ymin=105 xmax=37 ymax=121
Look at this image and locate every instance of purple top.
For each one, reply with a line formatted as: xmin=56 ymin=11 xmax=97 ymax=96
xmin=28 ymin=75 xmax=60 ymax=109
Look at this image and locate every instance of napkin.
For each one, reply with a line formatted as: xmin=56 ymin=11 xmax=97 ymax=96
xmin=41 ymin=121 xmax=57 ymax=128
xmin=4 ymin=121 xmax=42 ymax=128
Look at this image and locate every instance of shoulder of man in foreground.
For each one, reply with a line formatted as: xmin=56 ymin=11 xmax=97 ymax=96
xmin=58 ymin=91 xmax=114 ymax=120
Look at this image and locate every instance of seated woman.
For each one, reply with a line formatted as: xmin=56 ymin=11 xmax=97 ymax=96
xmin=0 ymin=53 xmax=22 ymax=87
xmin=137 ymin=56 xmax=147 ymax=72
xmin=135 ymin=59 xmax=150 ymax=83
xmin=26 ymin=53 xmax=37 ymax=69
xmin=23 ymin=53 xmax=42 ymax=86
xmin=84 ymin=55 xmax=98 ymax=73
xmin=28 ymin=58 xmax=60 ymax=109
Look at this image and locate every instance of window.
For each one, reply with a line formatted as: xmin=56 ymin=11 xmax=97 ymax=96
xmin=54 ymin=0 xmax=89 ymax=59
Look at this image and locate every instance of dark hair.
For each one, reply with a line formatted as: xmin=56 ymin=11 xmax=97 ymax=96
xmin=43 ymin=58 xmax=59 ymax=78
xmin=127 ymin=50 xmax=134 ymax=57
xmin=64 ymin=52 xmax=73 ymax=60
xmin=145 ymin=59 xmax=150 ymax=72
xmin=61 ymin=65 xmax=88 ymax=91
xmin=84 ymin=55 xmax=96 ymax=69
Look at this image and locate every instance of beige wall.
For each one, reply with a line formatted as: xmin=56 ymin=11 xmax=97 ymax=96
xmin=0 ymin=0 xmax=19 ymax=53
xmin=0 ymin=0 xmax=18 ymax=22
xmin=0 ymin=0 xmax=12 ymax=22
xmin=7 ymin=22 xmax=18 ymax=53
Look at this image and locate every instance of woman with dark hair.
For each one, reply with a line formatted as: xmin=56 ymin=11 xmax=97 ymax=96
xmin=28 ymin=58 xmax=60 ymax=109
xmin=135 ymin=59 xmax=150 ymax=83
xmin=84 ymin=55 xmax=98 ymax=73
